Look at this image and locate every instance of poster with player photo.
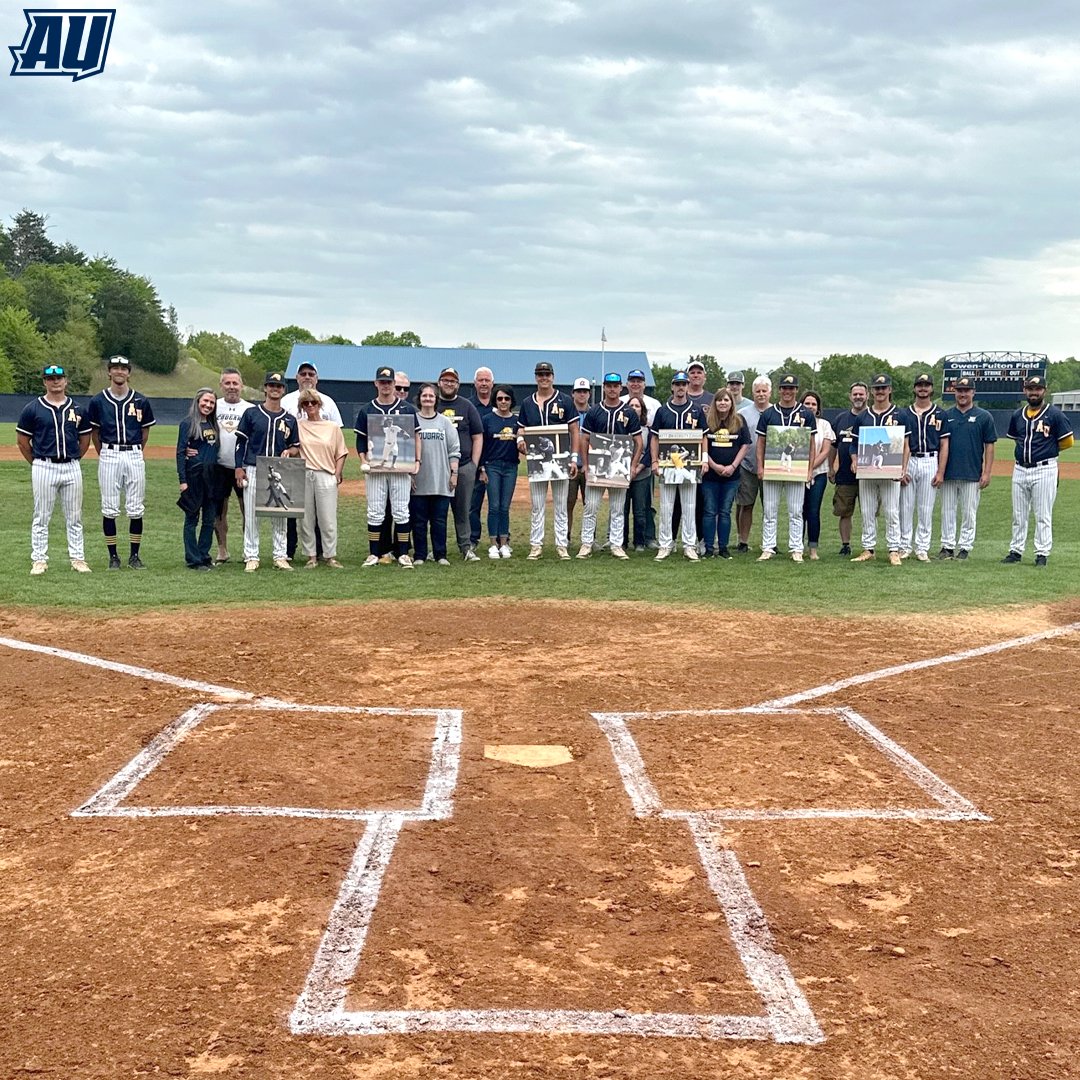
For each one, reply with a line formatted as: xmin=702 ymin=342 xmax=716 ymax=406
xmin=253 ymin=455 xmax=307 ymax=518
xmin=522 ymin=424 xmax=571 ymax=483
xmin=762 ymin=425 xmax=813 ymax=482
xmin=368 ymin=412 xmax=416 ymax=473
xmin=656 ymin=429 xmax=703 ymax=485
xmin=586 ymin=432 xmax=634 ymax=489
xmin=856 ymin=425 xmax=905 ymax=480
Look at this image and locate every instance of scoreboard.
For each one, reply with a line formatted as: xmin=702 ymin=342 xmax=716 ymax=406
xmin=940 ymin=351 xmax=1048 ymax=400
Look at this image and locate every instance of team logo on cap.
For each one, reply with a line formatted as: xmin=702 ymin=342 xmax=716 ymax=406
xmin=9 ymin=8 xmax=115 ymax=81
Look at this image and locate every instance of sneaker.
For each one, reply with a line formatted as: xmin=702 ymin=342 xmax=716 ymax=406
xmin=936 ymin=547 xmax=954 ymax=560
xmin=499 ymin=545 xmax=512 ymax=559
xmin=398 ymin=554 xmax=414 ymax=569
xmin=437 ymin=557 xmax=451 ymax=566
xmin=488 ymin=544 xmax=501 ymax=560
xmin=273 ymin=557 xmax=293 ymax=571
xmin=464 ymin=548 xmax=481 ymax=562
xmin=889 ymin=551 xmax=902 ymax=566
xmin=757 ymin=549 xmax=775 ymax=561
xmin=71 ymin=559 xmax=92 ymax=573
xmin=646 ymin=540 xmax=660 ymax=550
xmin=697 ymin=540 xmax=706 ymax=556
xmin=654 ymin=546 xmax=672 ymax=561
xmin=325 ymin=558 xmax=344 ymax=569
xmin=378 ymin=554 xmax=396 ymax=565
xmin=899 ymin=550 xmax=912 ymax=560
xmin=737 ymin=542 xmax=749 ymax=553
xmin=839 ymin=544 xmax=851 ymax=556
xmin=634 ymin=545 xmax=645 ymax=553
xmin=191 ymin=564 xmax=212 ymax=572
xmin=108 ymin=554 xmax=122 ymax=571
xmin=576 ymin=544 xmax=592 ymax=559
xmin=717 ymin=547 xmax=732 ymax=560
xmin=684 ymin=546 xmax=699 ymax=562
xmin=703 ymin=548 xmax=715 ymax=559
xmin=1001 ymin=551 xmax=1022 ymax=564
xmin=611 ymin=546 xmax=629 ymax=559
xmin=527 ymin=545 xmax=543 ymax=560
xmin=556 ymin=546 xmax=571 ymax=560
xmin=244 ymin=559 xmax=259 ymax=573
xmin=956 ymin=549 xmax=969 ymax=561
xmin=915 ymin=551 xmax=930 ymax=562
xmin=851 ymin=550 xmax=875 ymax=562
xmin=304 ymin=556 xmax=319 ymax=569
xmin=128 ymin=554 xmax=146 ymax=570
xmin=30 ymin=561 xmax=47 ymax=576
xmin=809 ymin=549 xmax=819 ymax=561
xmin=362 ymin=555 xmax=380 ymax=568
xmin=1035 ymin=554 xmax=1048 ymax=568
xmin=791 ymin=551 xmax=804 ymax=563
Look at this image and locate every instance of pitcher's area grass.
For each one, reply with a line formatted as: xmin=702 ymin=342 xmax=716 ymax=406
xmin=1 ymin=425 xmax=1077 ymax=615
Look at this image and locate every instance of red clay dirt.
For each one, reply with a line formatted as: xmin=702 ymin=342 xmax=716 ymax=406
xmin=1 ymin=600 xmax=1078 ymax=1079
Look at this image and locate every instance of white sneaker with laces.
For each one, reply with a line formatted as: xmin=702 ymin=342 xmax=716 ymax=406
xmin=398 ymin=554 xmax=414 ymax=568
xmin=437 ymin=557 xmax=451 ymax=566
xmin=499 ymin=545 xmax=512 ymax=559
xmin=464 ymin=548 xmax=481 ymax=562
xmin=488 ymin=544 xmax=501 ymax=560
xmin=362 ymin=555 xmax=380 ymax=568
xmin=30 ymin=561 xmax=47 ymax=576
xmin=273 ymin=557 xmax=293 ymax=571
xmin=576 ymin=544 xmax=592 ymax=559
xmin=244 ymin=559 xmax=259 ymax=573
xmin=556 ymin=546 xmax=571 ymax=560
xmin=527 ymin=545 xmax=543 ymax=560
xmin=684 ymin=546 xmax=700 ymax=562
xmin=71 ymin=559 xmax=92 ymax=573
xmin=611 ymin=546 xmax=628 ymax=560
xmin=654 ymin=547 xmax=672 ymax=561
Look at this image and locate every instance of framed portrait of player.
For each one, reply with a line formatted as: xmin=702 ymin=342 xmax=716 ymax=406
xmin=368 ymin=412 xmax=416 ymax=473
xmin=253 ymin=455 xmax=307 ymax=518
xmin=856 ymin=425 xmax=905 ymax=480
xmin=522 ymin=424 xmax=571 ymax=483
xmin=656 ymin=429 xmax=703 ymax=485
xmin=586 ymin=432 xmax=634 ymax=489
xmin=762 ymin=425 xmax=813 ymax=482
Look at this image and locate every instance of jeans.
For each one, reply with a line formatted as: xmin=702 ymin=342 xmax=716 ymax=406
xmin=702 ymin=478 xmax=739 ymax=551
xmin=469 ymin=472 xmax=487 ymax=546
xmin=182 ymin=467 xmax=217 ymax=567
xmin=803 ymin=473 xmax=827 ymax=546
xmin=624 ymin=472 xmax=654 ymax=547
xmin=411 ymin=493 xmax=451 ymax=561
xmin=484 ymin=461 xmax=518 ymax=538
xmin=450 ymin=460 xmax=477 ymax=553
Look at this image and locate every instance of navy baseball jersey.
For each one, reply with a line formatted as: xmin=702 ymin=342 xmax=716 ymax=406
xmin=1007 ymin=403 xmax=1072 ymax=465
xmin=654 ymin=399 xmax=706 ymax=431
xmin=17 ymin=396 xmax=92 ymax=459
xmin=582 ymin=401 xmax=642 ymax=438
xmin=899 ymin=404 xmax=949 ymax=454
xmin=517 ymin=390 xmax=578 ymax=431
xmin=88 ymin=388 xmax=156 ymax=445
xmin=756 ymin=403 xmax=817 ymax=439
xmin=234 ymin=405 xmax=300 ymax=468
xmin=853 ymin=405 xmax=908 ymax=437
xmin=354 ymin=399 xmax=419 ymax=455
xmin=942 ymin=406 xmax=996 ymax=481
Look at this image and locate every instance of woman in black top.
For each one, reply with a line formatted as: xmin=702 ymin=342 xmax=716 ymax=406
xmin=176 ymin=388 xmax=219 ymax=570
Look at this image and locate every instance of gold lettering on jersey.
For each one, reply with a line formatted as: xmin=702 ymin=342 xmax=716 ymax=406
xmin=67 ymin=409 xmax=77 ymax=423
xmin=930 ymin=416 xmax=941 ymax=430
xmin=710 ymin=428 xmax=734 ymax=447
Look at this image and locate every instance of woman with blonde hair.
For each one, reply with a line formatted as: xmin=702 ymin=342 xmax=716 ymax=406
xmin=297 ymin=388 xmax=348 ymax=568
xmin=701 ymin=388 xmax=750 ymax=558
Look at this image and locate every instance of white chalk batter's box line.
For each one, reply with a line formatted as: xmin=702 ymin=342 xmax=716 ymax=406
xmin=71 ymin=701 xmax=463 ymax=823
xmin=592 ymin=705 xmax=991 ymax=823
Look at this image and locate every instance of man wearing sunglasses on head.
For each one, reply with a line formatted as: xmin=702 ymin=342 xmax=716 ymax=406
xmin=17 ymin=364 xmax=94 ymax=575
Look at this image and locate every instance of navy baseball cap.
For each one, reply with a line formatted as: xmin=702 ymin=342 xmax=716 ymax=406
xmin=727 ymin=370 xmax=745 ymax=383
xmin=627 ymin=369 xmax=646 ymax=380
xmin=107 ymin=354 xmax=131 ymax=368
xmin=264 ymin=371 xmax=286 ymax=386
xmin=603 ymin=372 xmax=622 ymax=384
xmin=913 ymin=373 xmax=933 ymax=385
xmin=374 ymin=366 xmax=394 ymax=381
xmin=871 ymin=374 xmax=892 ymax=388
xmin=778 ymin=373 xmax=799 ymax=389
xmin=671 ymin=371 xmax=689 ymax=383
xmin=952 ymin=377 xmax=975 ymax=390
xmin=535 ymin=362 xmax=555 ymax=375
xmin=43 ymin=364 xmax=66 ymax=377
xmin=1025 ymin=374 xmax=1046 ymax=388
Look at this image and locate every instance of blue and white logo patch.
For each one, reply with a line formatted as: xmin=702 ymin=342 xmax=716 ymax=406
xmin=9 ymin=9 xmax=115 ymax=81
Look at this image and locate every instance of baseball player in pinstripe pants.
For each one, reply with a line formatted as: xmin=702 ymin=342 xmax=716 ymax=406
xmin=88 ymin=355 xmax=156 ymax=569
xmin=938 ymin=377 xmax=996 ymax=560
xmin=16 ymin=364 xmax=93 ymax=575
xmin=1002 ymin=375 xmax=1075 ymax=568
xmin=898 ymin=373 xmax=950 ymax=562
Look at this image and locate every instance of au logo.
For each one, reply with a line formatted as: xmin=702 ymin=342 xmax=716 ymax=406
xmin=9 ymin=8 xmax=115 ymax=81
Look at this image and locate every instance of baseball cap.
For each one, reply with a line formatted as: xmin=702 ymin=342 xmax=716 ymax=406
xmin=297 ymin=362 xmax=318 ymax=375
xmin=374 ymin=366 xmax=394 ymax=381
xmin=439 ymin=366 xmax=460 ymax=380
xmin=952 ymin=377 xmax=975 ymax=390
xmin=107 ymin=354 xmax=131 ymax=368
xmin=572 ymin=378 xmax=591 ymax=391
xmin=871 ymin=374 xmax=892 ymax=389
xmin=627 ymin=369 xmax=646 ymax=380
xmin=1024 ymin=374 xmax=1046 ymax=388
xmin=603 ymin=372 xmax=622 ymax=384
xmin=687 ymin=360 xmax=706 ymax=372
xmin=727 ymin=370 xmax=745 ymax=384
xmin=913 ymin=373 xmax=933 ymax=385
xmin=671 ymin=370 xmax=689 ymax=383
xmin=535 ymin=362 xmax=555 ymax=375
xmin=264 ymin=371 xmax=286 ymax=386
xmin=43 ymin=364 xmax=66 ymax=377
xmin=778 ymin=373 xmax=799 ymax=389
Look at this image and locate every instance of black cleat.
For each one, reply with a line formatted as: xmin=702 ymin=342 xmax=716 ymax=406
xmin=955 ymin=549 xmax=969 ymax=561
xmin=108 ymin=554 xmax=122 ymax=570
xmin=736 ymin=542 xmax=749 ymax=553
xmin=839 ymin=544 xmax=851 ymax=556
xmin=128 ymin=554 xmax=146 ymax=570
xmin=717 ymin=547 xmax=732 ymax=560
xmin=1001 ymin=551 xmax=1022 ymax=564
xmin=1035 ymin=554 xmax=1048 ymax=568
xmin=936 ymin=547 xmax=954 ymax=560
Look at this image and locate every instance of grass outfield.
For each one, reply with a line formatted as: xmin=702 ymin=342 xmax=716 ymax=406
xmin=1 ymin=424 xmax=1077 ymax=615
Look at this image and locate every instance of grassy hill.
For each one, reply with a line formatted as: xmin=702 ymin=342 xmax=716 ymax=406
xmin=86 ymin=355 xmax=258 ymax=398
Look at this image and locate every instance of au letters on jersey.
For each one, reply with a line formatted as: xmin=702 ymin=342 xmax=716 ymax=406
xmin=9 ymin=8 xmax=115 ymax=81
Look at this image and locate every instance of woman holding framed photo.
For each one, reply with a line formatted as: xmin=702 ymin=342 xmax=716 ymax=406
xmin=411 ymin=383 xmax=461 ymax=565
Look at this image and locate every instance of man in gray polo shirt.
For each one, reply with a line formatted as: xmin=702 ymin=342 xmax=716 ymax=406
xmin=734 ymin=375 xmax=771 ymax=552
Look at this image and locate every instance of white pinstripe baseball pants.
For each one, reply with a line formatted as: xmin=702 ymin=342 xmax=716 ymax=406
xmin=529 ymin=478 xmax=570 ymax=546
xmin=939 ymin=480 xmax=981 ymax=552
xmin=761 ymin=479 xmax=805 ymax=554
xmin=581 ymin=485 xmax=627 ymax=547
xmin=241 ymin=468 xmax=287 ymax=560
xmin=859 ymin=478 xmax=901 ymax=552
xmin=365 ymin=471 xmax=410 ymax=526
xmin=31 ymin=460 xmax=85 ymax=562
xmin=658 ymin=480 xmax=697 ymax=549
xmin=1009 ymin=461 xmax=1058 ymax=557
xmin=899 ymin=454 xmax=938 ymax=555
xmin=97 ymin=447 xmax=146 ymax=518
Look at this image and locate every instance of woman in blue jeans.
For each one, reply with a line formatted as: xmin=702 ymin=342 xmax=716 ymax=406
xmin=176 ymin=388 xmax=220 ymax=570
xmin=800 ymin=390 xmax=835 ymax=560
xmin=623 ymin=396 xmax=654 ymax=550
xmin=479 ymin=386 xmax=519 ymax=559
xmin=411 ymin=383 xmax=460 ymax=564
xmin=701 ymin=389 xmax=750 ymax=558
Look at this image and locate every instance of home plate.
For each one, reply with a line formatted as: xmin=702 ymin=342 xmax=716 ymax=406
xmin=484 ymin=744 xmax=574 ymax=768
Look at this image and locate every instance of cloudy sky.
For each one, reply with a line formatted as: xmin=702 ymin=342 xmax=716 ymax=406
xmin=4 ymin=1 xmax=1079 ymax=369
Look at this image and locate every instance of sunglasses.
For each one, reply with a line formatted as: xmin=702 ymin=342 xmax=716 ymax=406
xmin=44 ymin=366 xmax=65 ymax=376
xmin=496 ymin=395 xmax=512 ymax=401
xmin=394 ymin=386 xmax=409 ymax=393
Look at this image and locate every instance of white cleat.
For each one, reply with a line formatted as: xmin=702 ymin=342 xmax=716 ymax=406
xmin=610 ymin=546 xmax=629 ymax=559
xmin=527 ymin=545 xmax=543 ymax=560
xmin=791 ymin=551 xmax=804 ymax=563
xmin=684 ymin=546 xmax=700 ymax=562
xmin=362 ymin=555 xmax=380 ymax=568
xmin=30 ymin=561 xmax=47 ymax=576
xmin=244 ymin=559 xmax=259 ymax=573
xmin=757 ymin=550 xmax=775 ymax=561
xmin=654 ymin=546 xmax=672 ymax=561
xmin=71 ymin=559 xmax=92 ymax=573
xmin=576 ymin=544 xmax=592 ymax=559
xmin=398 ymin=554 xmax=414 ymax=568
